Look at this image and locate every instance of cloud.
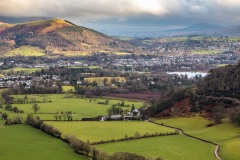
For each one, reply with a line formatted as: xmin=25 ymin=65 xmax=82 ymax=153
xmin=217 ymin=0 xmax=240 ymax=7
xmin=0 ymin=0 xmax=168 ymax=18
xmin=0 ymin=0 xmax=240 ymax=25
xmin=189 ymin=5 xmax=208 ymax=15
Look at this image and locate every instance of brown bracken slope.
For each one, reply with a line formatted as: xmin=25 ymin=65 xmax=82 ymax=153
xmin=0 ymin=19 xmax=136 ymax=56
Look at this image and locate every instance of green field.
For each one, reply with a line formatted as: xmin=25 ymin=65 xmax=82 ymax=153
xmin=3 ymin=93 xmax=239 ymax=160
xmin=216 ymin=64 xmax=229 ymax=67
xmin=95 ymin=135 xmax=216 ymax=160
xmin=0 ymin=88 xmax=9 ymax=93
xmin=10 ymin=94 xmax=143 ymax=120
xmin=69 ymin=66 xmax=102 ymax=69
xmin=62 ymin=86 xmax=75 ymax=93
xmin=190 ymin=49 xmax=223 ymax=54
xmin=6 ymin=46 xmax=45 ymax=57
xmin=46 ymin=121 xmax=175 ymax=142
xmin=114 ymin=52 xmax=132 ymax=55
xmin=0 ymin=119 xmax=4 ymax=125
xmin=84 ymin=77 xmax=126 ymax=84
xmin=155 ymin=117 xmax=240 ymax=160
xmin=0 ymin=108 xmax=26 ymax=120
xmin=3 ymin=67 xmax=42 ymax=73
xmin=0 ymin=125 xmax=87 ymax=160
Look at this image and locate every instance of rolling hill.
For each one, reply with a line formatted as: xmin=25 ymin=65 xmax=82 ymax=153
xmin=168 ymin=23 xmax=223 ymax=33
xmin=152 ymin=62 xmax=240 ymax=119
xmin=163 ymin=23 xmax=240 ymax=37
xmin=197 ymin=62 xmax=240 ymax=98
xmin=0 ymin=19 xmax=136 ymax=56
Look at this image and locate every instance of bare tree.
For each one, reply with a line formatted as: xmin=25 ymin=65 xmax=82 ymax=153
xmin=32 ymin=103 xmax=40 ymax=113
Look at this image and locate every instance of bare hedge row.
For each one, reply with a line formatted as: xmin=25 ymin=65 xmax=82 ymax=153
xmin=91 ymin=131 xmax=179 ymax=145
xmin=26 ymin=115 xmax=164 ymax=160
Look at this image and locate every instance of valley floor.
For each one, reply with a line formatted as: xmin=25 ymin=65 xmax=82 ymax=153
xmin=1 ymin=94 xmax=239 ymax=160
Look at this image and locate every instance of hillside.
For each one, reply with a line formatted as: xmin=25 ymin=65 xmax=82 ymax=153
xmin=162 ymin=23 xmax=240 ymax=37
xmin=197 ymin=62 xmax=240 ymax=98
xmin=0 ymin=19 xmax=136 ymax=56
xmin=152 ymin=62 xmax=240 ymax=124
xmin=0 ymin=22 xmax=13 ymax=32
xmin=171 ymin=23 xmax=223 ymax=32
xmin=211 ymin=25 xmax=240 ymax=36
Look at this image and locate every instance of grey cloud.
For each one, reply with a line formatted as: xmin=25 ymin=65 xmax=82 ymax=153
xmin=0 ymin=0 xmax=168 ymax=18
xmin=0 ymin=0 xmax=240 ymax=25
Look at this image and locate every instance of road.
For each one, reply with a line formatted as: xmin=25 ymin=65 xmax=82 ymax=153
xmin=149 ymin=121 xmax=222 ymax=160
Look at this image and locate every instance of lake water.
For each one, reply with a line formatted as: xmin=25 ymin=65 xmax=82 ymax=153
xmin=166 ymin=72 xmax=208 ymax=79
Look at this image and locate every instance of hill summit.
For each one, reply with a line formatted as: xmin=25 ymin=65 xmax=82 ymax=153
xmin=0 ymin=19 xmax=135 ymax=56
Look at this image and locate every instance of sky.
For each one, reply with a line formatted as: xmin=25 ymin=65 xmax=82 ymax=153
xmin=1 ymin=0 xmax=240 ymax=36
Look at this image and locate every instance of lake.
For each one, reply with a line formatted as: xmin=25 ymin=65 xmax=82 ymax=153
xmin=166 ymin=72 xmax=208 ymax=79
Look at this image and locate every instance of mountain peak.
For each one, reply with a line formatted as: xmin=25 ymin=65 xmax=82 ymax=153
xmin=0 ymin=18 xmax=134 ymax=56
xmin=14 ymin=18 xmax=73 ymax=34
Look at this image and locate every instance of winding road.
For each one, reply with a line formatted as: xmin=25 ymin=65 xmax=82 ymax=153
xmin=149 ymin=121 xmax=222 ymax=160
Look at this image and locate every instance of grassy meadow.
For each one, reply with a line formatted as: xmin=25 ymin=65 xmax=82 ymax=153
xmin=5 ymin=46 xmax=45 ymax=57
xmin=95 ymin=135 xmax=216 ymax=160
xmin=0 ymin=125 xmax=87 ymax=160
xmin=155 ymin=117 xmax=240 ymax=160
xmin=190 ymin=49 xmax=223 ymax=54
xmin=2 ymin=93 xmax=239 ymax=160
xmin=0 ymin=119 xmax=4 ymax=125
xmin=3 ymin=67 xmax=42 ymax=74
xmin=68 ymin=66 xmax=102 ymax=69
xmin=84 ymin=77 xmax=126 ymax=84
xmin=45 ymin=121 xmax=176 ymax=142
xmin=62 ymin=86 xmax=75 ymax=93
xmin=0 ymin=88 xmax=9 ymax=94
xmin=10 ymin=94 xmax=143 ymax=120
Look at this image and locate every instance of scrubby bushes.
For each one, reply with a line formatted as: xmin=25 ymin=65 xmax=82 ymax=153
xmin=26 ymin=114 xmax=62 ymax=138
xmin=1 ymin=112 xmax=24 ymax=125
xmin=65 ymin=135 xmax=92 ymax=156
xmin=4 ymin=104 xmax=24 ymax=113
xmin=0 ymin=112 xmax=8 ymax=120
xmin=5 ymin=115 xmax=24 ymax=125
xmin=228 ymin=107 xmax=240 ymax=126
xmin=111 ymin=152 xmax=146 ymax=160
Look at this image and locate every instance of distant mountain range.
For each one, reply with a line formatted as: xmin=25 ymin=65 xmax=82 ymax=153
xmin=0 ymin=18 xmax=136 ymax=56
xmin=164 ymin=23 xmax=240 ymax=37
